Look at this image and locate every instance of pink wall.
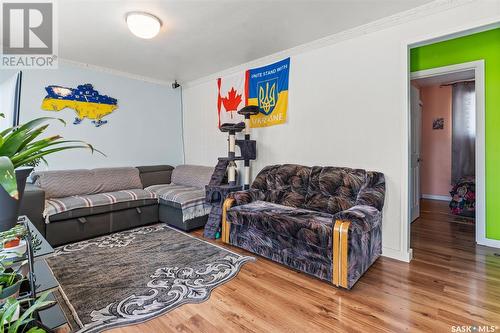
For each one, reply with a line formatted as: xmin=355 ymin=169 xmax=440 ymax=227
xmin=420 ymin=85 xmax=452 ymax=197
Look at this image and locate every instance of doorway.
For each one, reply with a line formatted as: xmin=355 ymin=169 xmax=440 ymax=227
xmin=409 ymin=61 xmax=485 ymax=249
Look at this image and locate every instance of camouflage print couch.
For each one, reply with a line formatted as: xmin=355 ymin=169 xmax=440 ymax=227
xmin=221 ymin=164 xmax=385 ymax=289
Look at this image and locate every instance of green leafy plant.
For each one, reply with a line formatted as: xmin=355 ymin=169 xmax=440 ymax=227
xmin=0 ymin=244 xmax=27 ymax=299
xmin=0 ymin=291 xmax=54 ymax=333
xmin=0 ymin=271 xmax=22 ymax=301
xmin=0 ymin=260 xmax=24 ymax=302
xmin=0 ymin=114 xmax=103 ymax=199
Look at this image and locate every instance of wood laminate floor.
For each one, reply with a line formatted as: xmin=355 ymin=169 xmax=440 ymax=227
xmin=102 ymin=200 xmax=500 ymax=332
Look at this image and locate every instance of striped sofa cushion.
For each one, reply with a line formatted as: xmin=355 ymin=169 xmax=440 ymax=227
xmin=44 ymin=189 xmax=157 ymax=223
xmin=146 ymin=184 xmax=211 ymax=222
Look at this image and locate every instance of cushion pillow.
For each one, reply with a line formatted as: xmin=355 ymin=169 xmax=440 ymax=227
xmin=33 ymin=167 xmax=143 ymax=199
xmin=32 ymin=169 xmax=94 ymax=199
xmin=250 ymin=164 xmax=311 ymax=208
xmin=171 ymin=165 xmax=214 ymax=189
xmin=304 ymin=166 xmax=366 ymax=214
xmin=92 ymin=167 xmax=143 ymax=193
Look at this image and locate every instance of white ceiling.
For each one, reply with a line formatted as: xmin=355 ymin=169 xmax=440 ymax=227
xmin=58 ymin=0 xmax=434 ymax=83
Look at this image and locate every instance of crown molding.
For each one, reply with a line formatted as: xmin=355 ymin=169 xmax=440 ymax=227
xmin=59 ymin=59 xmax=175 ymax=87
xmin=183 ymin=0 xmax=476 ymax=89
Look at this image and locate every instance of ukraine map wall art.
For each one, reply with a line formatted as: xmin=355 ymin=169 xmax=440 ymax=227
xmin=41 ymin=84 xmax=118 ymax=127
xmin=216 ymin=58 xmax=290 ymax=128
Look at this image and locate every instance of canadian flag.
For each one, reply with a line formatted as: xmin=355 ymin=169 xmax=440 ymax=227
xmin=217 ymin=71 xmax=248 ymax=127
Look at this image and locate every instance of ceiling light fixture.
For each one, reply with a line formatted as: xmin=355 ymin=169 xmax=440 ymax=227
xmin=126 ymin=12 xmax=162 ymax=39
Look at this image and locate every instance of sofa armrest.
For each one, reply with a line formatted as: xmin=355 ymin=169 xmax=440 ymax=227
xmin=221 ymin=189 xmax=270 ymax=243
xmin=19 ymin=184 xmax=46 ymax=237
xmin=332 ymin=205 xmax=382 ymax=289
xmin=334 ymin=205 xmax=382 ymax=234
xmin=227 ymin=189 xmax=265 ymax=206
xmin=221 ymin=198 xmax=235 ymax=243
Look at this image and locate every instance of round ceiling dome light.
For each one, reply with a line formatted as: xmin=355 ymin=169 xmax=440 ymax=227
xmin=126 ymin=12 xmax=162 ymax=39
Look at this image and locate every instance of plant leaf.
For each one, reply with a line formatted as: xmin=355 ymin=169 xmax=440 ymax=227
xmin=26 ymin=328 xmax=46 ymax=333
xmin=0 ymin=157 xmax=18 ymax=199
xmin=13 ymin=145 xmax=102 ymax=168
xmin=10 ymin=292 xmax=54 ymax=333
xmin=1 ymin=299 xmax=19 ymax=331
xmin=10 ymin=136 xmax=63 ymax=165
xmin=16 ymin=117 xmax=65 ymax=133
xmin=14 ymin=139 xmax=105 ymax=164
xmin=16 ymin=124 xmax=49 ymax=152
xmin=1 ymin=117 xmax=105 ymax=170
xmin=0 ymin=117 xmax=65 ymax=138
xmin=0 ymin=129 xmax=30 ymax=157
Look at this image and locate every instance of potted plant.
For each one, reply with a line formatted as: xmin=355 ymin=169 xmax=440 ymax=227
xmin=1 ymin=291 xmax=55 ymax=333
xmin=0 ymin=114 xmax=102 ymax=231
xmin=0 ymin=271 xmax=23 ymax=304
xmin=0 ymin=263 xmax=24 ymax=303
xmin=0 ymin=224 xmax=29 ymax=301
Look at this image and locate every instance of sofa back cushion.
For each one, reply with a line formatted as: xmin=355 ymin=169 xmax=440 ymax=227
xmin=33 ymin=167 xmax=143 ymax=199
xmin=92 ymin=167 xmax=143 ymax=193
xmin=251 ymin=164 xmax=311 ymax=208
xmin=171 ymin=165 xmax=214 ymax=189
xmin=355 ymin=171 xmax=386 ymax=211
xmin=304 ymin=167 xmax=366 ymax=214
xmin=33 ymin=169 xmax=94 ymax=199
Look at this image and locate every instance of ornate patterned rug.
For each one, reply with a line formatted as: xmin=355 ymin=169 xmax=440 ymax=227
xmin=45 ymin=224 xmax=254 ymax=333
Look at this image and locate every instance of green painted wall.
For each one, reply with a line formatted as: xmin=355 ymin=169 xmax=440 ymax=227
xmin=410 ymin=28 xmax=500 ymax=240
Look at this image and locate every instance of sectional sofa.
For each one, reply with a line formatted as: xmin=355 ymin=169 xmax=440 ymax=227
xmin=221 ymin=164 xmax=385 ymax=289
xmin=19 ymin=164 xmax=214 ymax=246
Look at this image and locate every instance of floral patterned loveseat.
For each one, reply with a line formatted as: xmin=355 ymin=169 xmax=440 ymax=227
xmin=221 ymin=164 xmax=385 ymax=289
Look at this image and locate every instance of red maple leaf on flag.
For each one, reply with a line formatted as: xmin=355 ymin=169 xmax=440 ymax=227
xmin=222 ymin=87 xmax=242 ymax=114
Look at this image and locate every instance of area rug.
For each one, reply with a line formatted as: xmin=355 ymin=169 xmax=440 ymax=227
xmin=46 ymin=224 xmax=254 ymax=333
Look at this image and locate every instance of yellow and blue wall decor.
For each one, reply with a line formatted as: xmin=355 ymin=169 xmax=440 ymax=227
xmin=41 ymin=83 xmax=118 ymax=127
xmin=247 ymin=58 xmax=289 ymax=128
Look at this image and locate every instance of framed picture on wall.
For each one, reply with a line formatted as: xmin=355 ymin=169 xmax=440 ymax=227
xmin=433 ymin=118 xmax=444 ymax=130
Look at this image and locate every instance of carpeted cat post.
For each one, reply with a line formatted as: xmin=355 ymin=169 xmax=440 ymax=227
xmin=237 ymin=106 xmax=259 ymax=190
xmin=203 ymin=106 xmax=258 ymax=239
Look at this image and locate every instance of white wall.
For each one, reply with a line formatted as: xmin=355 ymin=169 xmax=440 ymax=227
xmin=0 ymin=62 xmax=183 ymax=169
xmin=0 ymin=73 xmax=20 ymax=130
xmin=181 ymin=0 xmax=500 ymax=261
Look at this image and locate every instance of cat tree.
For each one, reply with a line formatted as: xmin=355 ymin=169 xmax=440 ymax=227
xmin=204 ymin=105 xmax=259 ymax=239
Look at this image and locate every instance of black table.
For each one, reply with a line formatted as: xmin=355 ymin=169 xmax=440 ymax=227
xmin=5 ymin=216 xmax=69 ymax=330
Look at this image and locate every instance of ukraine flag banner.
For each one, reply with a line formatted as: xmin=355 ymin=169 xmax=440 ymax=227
xmin=247 ymin=58 xmax=290 ymax=128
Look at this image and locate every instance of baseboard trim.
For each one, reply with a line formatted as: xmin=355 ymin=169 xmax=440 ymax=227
xmin=382 ymin=247 xmax=412 ymax=262
xmin=477 ymin=237 xmax=500 ymax=249
xmin=421 ymin=194 xmax=450 ymax=201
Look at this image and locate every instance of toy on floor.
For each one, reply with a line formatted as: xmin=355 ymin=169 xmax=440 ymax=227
xmin=204 ymin=106 xmax=259 ymax=239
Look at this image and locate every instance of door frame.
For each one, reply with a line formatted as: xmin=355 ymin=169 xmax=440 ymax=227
xmin=410 ymin=60 xmax=486 ymax=247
